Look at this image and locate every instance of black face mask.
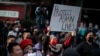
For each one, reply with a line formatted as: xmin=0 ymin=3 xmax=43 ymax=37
xmin=88 ymin=37 xmax=93 ymax=42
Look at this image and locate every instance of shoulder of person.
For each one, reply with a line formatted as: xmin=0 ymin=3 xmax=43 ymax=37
xmin=8 ymin=31 xmax=15 ymax=35
xmin=76 ymin=41 xmax=86 ymax=50
xmin=93 ymin=42 xmax=99 ymax=48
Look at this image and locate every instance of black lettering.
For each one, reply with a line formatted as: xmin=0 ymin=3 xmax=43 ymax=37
xmin=54 ymin=6 xmax=59 ymax=16
xmin=63 ymin=16 xmax=75 ymax=22
xmin=70 ymin=16 xmax=75 ymax=22
xmin=67 ymin=24 xmax=74 ymax=31
xmin=61 ymin=23 xmax=74 ymax=31
xmin=62 ymin=22 xmax=66 ymax=30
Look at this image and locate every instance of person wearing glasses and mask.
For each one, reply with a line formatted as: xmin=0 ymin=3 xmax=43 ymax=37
xmin=76 ymin=31 xmax=100 ymax=56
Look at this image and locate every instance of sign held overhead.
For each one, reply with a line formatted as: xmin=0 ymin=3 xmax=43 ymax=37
xmin=50 ymin=4 xmax=81 ymax=32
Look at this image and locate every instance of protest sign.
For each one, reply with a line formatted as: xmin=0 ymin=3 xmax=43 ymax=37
xmin=50 ymin=4 xmax=81 ymax=32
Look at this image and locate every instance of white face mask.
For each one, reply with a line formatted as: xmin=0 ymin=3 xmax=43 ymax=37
xmin=27 ymin=53 xmax=36 ymax=56
xmin=15 ymin=28 xmax=19 ymax=32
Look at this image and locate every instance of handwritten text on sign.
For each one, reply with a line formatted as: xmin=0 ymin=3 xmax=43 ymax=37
xmin=50 ymin=4 xmax=81 ymax=32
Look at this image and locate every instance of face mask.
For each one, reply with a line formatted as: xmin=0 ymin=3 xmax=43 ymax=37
xmin=24 ymin=49 xmax=33 ymax=54
xmin=27 ymin=49 xmax=33 ymax=53
xmin=27 ymin=53 xmax=36 ymax=56
xmin=15 ymin=28 xmax=19 ymax=32
xmin=51 ymin=38 xmax=58 ymax=46
xmin=88 ymin=37 xmax=93 ymax=42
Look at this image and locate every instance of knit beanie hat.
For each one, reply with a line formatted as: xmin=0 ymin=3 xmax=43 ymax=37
xmin=20 ymin=39 xmax=33 ymax=49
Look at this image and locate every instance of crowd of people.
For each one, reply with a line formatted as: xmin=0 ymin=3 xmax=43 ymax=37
xmin=0 ymin=5 xmax=100 ymax=56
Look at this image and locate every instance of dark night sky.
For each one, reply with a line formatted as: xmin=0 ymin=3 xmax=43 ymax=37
xmin=82 ymin=0 xmax=100 ymax=26
xmin=83 ymin=0 xmax=100 ymax=9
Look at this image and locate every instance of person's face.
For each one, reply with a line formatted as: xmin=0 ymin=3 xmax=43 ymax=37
xmin=18 ymin=23 xmax=21 ymax=29
xmin=34 ymin=29 xmax=38 ymax=32
xmin=33 ymin=28 xmax=39 ymax=35
xmin=7 ymin=37 xmax=15 ymax=44
xmin=13 ymin=25 xmax=19 ymax=32
xmin=13 ymin=25 xmax=18 ymax=29
xmin=86 ymin=32 xmax=94 ymax=42
xmin=7 ymin=37 xmax=15 ymax=47
xmin=50 ymin=37 xmax=56 ymax=43
xmin=80 ymin=22 xmax=84 ymax=27
xmin=11 ymin=45 xmax=23 ymax=56
xmin=23 ymin=45 xmax=33 ymax=54
xmin=94 ymin=25 xmax=99 ymax=29
xmin=65 ymin=32 xmax=71 ymax=37
xmin=23 ymin=32 xmax=30 ymax=39
xmin=89 ymin=23 xmax=93 ymax=27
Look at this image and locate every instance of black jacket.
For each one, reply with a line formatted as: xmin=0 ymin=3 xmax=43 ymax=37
xmin=76 ymin=41 xmax=99 ymax=56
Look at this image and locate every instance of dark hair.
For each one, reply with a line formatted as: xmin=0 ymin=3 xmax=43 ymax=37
xmin=38 ymin=33 xmax=45 ymax=43
xmin=12 ymin=23 xmax=18 ymax=27
xmin=85 ymin=31 xmax=94 ymax=37
xmin=84 ymin=31 xmax=95 ymax=41
xmin=8 ymin=42 xmax=19 ymax=53
xmin=7 ymin=35 xmax=15 ymax=39
xmin=43 ymin=36 xmax=50 ymax=53
xmin=10 ymin=23 xmax=18 ymax=30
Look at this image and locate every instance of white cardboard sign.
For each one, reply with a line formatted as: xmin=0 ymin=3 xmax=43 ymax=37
xmin=50 ymin=4 xmax=81 ymax=32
